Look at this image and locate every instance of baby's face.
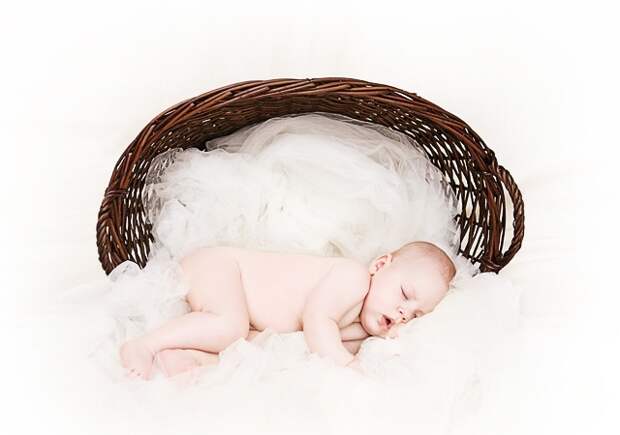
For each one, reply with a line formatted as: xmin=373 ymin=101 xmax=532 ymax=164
xmin=359 ymin=252 xmax=449 ymax=338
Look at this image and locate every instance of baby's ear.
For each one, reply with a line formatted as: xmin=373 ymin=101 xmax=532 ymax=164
xmin=368 ymin=262 xmax=378 ymax=275
xmin=368 ymin=253 xmax=392 ymax=275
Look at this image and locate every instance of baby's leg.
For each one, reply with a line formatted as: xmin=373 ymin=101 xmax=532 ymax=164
xmin=155 ymin=329 xmax=263 ymax=377
xmin=119 ymin=251 xmax=250 ymax=380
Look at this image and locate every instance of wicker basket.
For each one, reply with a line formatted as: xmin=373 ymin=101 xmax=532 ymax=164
xmin=96 ymin=77 xmax=524 ymax=275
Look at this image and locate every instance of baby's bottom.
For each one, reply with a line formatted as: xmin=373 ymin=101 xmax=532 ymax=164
xmin=119 ymin=249 xmax=252 ymax=380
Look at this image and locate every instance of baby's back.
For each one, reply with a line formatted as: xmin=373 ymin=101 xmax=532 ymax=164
xmin=236 ymin=247 xmax=345 ymax=331
xmin=182 ymin=246 xmax=359 ymax=333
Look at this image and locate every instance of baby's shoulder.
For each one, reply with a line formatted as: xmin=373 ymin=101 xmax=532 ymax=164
xmin=330 ymin=257 xmax=370 ymax=290
xmin=331 ymin=256 xmax=366 ymax=272
xmin=303 ymin=257 xmax=369 ymax=322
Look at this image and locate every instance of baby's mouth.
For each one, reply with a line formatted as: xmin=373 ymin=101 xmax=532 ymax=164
xmin=380 ymin=314 xmax=393 ymax=331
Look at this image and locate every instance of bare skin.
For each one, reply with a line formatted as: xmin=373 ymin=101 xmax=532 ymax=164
xmin=120 ymin=242 xmax=455 ymax=380
xmin=153 ymin=330 xmax=366 ymax=377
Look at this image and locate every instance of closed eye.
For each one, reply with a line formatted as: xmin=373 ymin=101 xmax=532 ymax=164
xmin=401 ymin=285 xmax=408 ymax=300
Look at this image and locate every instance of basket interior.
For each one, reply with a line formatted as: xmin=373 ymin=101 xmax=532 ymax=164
xmin=97 ymin=78 xmax=524 ymax=275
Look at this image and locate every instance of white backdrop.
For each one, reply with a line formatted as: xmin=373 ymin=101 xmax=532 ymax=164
xmin=2 ymin=1 xmax=618 ymax=434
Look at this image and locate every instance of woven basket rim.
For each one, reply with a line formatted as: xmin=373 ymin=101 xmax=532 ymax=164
xmin=96 ymin=76 xmax=524 ymax=275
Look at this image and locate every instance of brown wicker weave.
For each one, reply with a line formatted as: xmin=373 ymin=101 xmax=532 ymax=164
xmin=96 ymin=77 xmax=524 ymax=275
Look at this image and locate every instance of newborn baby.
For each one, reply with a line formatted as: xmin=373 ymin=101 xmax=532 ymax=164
xmin=120 ymin=241 xmax=456 ymax=379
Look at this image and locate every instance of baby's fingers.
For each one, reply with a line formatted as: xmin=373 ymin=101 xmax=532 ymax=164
xmin=125 ymin=368 xmax=142 ymax=380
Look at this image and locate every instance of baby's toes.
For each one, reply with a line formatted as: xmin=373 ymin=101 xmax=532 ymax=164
xmin=119 ymin=340 xmax=154 ymax=379
xmin=133 ymin=364 xmax=151 ymax=380
xmin=129 ymin=370 xmax=147 ymax=381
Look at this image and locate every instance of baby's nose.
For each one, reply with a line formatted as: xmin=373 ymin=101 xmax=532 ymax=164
xmin=397 ymin=308 xmax=410 ymax=323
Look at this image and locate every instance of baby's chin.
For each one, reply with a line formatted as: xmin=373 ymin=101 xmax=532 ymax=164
xmin=360 ymin=310 xmax=383 ymax=337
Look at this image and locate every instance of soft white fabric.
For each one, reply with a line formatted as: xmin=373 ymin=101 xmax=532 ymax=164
xmin=23 ymin=113 xmax=591 ymax=435
xmin=141 ymin=112 xmax=467 ymax=268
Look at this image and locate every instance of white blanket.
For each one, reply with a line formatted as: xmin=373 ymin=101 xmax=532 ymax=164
xmin=18 ymin=114 xmax=602 ymax=435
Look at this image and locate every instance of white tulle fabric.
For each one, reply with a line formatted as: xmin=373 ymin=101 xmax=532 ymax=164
xmin=142 ymin=112 xmax=466 ymax=267
xmin=45 ymin=113 xmax=522 ymax=435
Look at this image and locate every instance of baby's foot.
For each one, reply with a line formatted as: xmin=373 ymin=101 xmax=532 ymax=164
xmin=119 ymin=339 xmax=155 ymax=380
xmin=156 ymin=349 xmax=219 ymax=377
xmin=156 ymin=349 xmax=200 ymax=377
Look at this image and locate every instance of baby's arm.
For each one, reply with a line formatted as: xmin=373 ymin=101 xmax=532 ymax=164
xmin=342 ymin=339 xmax=364 ymax=355
xmin=341 ymin=322 xmax=370 ymax=355
xmin=302 ymin=260 xmax=369 ymax=367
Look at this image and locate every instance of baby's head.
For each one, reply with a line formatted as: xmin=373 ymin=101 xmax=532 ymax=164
xmin=359 ymin=241 xmax=456 ymax=338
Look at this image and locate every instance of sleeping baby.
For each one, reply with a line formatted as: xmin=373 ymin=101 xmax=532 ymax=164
xmin=120 ymin=240 xmax=457 ymax=379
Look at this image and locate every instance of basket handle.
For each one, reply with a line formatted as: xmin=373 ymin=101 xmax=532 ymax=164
xmin=494 ymin=164 xmax=525 ymax=270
